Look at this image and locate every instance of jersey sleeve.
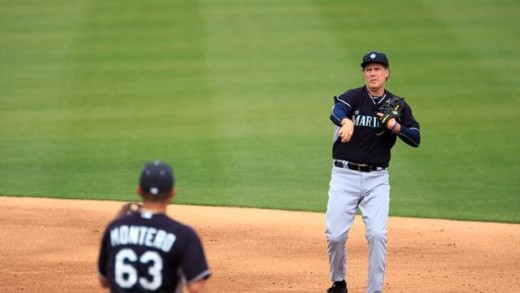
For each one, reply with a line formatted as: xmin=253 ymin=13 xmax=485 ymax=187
xmin=180 ymin=227 xmax=211 ymax=285
xmin=97 ymin=226 xmax=111 ymax=280
xmin=398 ymin=101 xmax=421 ymax=147
xmin=330 ymin=91 xmax=356 ymax=126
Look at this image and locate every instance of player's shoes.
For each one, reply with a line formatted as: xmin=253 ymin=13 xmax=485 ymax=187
xmin=326 ymin=280 xmax=347 ymax=293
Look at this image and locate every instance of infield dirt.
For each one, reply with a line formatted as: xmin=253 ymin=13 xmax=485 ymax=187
xmin=0 ymin=196 xmax=518 ymax=292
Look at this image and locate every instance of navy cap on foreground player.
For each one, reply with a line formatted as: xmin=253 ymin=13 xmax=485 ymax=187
xmin=97 ymin=161 xmax=211 ymax=293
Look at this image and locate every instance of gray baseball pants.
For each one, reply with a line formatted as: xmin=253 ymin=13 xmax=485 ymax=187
xmin=325 ymin=162 xmax=390 ymax=293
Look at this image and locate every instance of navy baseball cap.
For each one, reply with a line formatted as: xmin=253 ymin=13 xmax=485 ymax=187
xmin=139 ymin=161 xmax=174 ymax=195
xmin=361 ymin=51 xmax=389 ymax=68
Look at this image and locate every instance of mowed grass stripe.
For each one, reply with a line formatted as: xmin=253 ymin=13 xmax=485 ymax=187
xmin=0 ymin=1 xmax=518 ymax=222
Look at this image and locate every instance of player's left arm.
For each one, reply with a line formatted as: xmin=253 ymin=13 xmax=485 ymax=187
xmin=97 ymin=227 xmax=111 ymax=289
xmin=394 ymin=102 xmax=420 ymax=147
xmin=98 ymin=277 xmax=109 ymax=289
xmin=381 ymin=102 xmax=420 ymax=147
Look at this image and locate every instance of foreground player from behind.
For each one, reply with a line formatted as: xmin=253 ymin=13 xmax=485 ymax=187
xmin=97 ymin=161 xmax=211 ymax=293
xmin=325 ymin=51 xmax=420 ymax=293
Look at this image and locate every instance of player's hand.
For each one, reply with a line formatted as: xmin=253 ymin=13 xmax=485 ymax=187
xmin=98 ymin=277 xmax=109 ymax=288
xmin=338 ymin=118 xmax=354 ymax=143
xmin=187 ymin=280 xmax=209 ymax=293
xmin=377 ymin=112 xmax=397 ymax=129
xmin=376 ymin=113 xmax=393 ymax=128
xmin=377 ymin=113 xmax=400 ymax=133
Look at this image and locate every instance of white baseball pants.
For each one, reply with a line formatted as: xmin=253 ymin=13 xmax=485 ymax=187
xmin=325 ymin=163 xmax=390 ymax=293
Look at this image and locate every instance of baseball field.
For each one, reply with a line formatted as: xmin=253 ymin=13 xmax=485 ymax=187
xmin=1 ymin=0 xmax=519 ymax=292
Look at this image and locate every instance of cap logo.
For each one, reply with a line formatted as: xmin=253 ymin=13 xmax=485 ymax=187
xmin=150 ymin=187 xmax=159 ymax=194
xmin=370 ymin=53 xmax=376 ymax=59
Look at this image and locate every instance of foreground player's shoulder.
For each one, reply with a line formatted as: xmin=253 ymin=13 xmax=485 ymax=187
xmin=179 ymin=222 xmax=202 ymax=242
xmin=160 ymin=215 xmax=200 ymax=239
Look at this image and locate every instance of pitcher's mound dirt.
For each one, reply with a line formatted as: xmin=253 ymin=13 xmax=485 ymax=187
xmin=0 ymin=196 xmax=518 ymax=293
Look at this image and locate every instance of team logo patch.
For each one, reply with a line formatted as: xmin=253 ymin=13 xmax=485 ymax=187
xmin=370 ymin=53 xmax=376 ymax=59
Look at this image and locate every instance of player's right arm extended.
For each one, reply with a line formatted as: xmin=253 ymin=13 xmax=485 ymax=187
xmin=330 ymin=99 xmax=351 ymax=126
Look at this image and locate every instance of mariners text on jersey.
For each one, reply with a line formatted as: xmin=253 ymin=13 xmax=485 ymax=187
xmin=353 ymin=110 xmax=382 ymax=128
xmin=110 ymin=225 xmax=176 ymax=253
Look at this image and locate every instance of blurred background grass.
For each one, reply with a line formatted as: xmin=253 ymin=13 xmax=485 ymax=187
xmin=1 ymin=0 xmax=518 ymax=222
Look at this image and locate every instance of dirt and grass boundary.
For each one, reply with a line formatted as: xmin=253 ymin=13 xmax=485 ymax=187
xmin=1 ymin=196 xmax=518 ymax=292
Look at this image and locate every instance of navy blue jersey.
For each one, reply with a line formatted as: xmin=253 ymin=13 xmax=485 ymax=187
xmin=98 ymin=212 xmax=211 ymax=293
xmin=330 ymin=86 xmax=420 ymax=167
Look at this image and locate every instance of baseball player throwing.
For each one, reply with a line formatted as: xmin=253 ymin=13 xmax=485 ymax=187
xmin=97 ymin=161 xmax=211 ymax=293
xmin=325 ymin=51 xmax=421 ymax=293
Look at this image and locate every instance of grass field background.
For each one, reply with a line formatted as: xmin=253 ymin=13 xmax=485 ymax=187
xmin=1 ymin=0 xmax=518 ymax=223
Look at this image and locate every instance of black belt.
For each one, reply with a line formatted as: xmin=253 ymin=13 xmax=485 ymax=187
xmin=333 ymin=160 xmax=385 ymax=172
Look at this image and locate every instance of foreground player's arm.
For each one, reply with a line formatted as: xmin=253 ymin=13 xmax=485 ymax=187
xmin=187 ymin=280 xmax=209 ymax=293
xmin=97 ymin=229 xmax=110 ymax=289
xmin=182 ymin=228 xmax=212 ymax=292
xmin=98 ymin=276 xmax=109 ymax=288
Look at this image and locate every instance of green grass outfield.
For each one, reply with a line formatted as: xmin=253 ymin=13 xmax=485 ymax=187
xmin=1 ymin=0 xmax=518 ymax=223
